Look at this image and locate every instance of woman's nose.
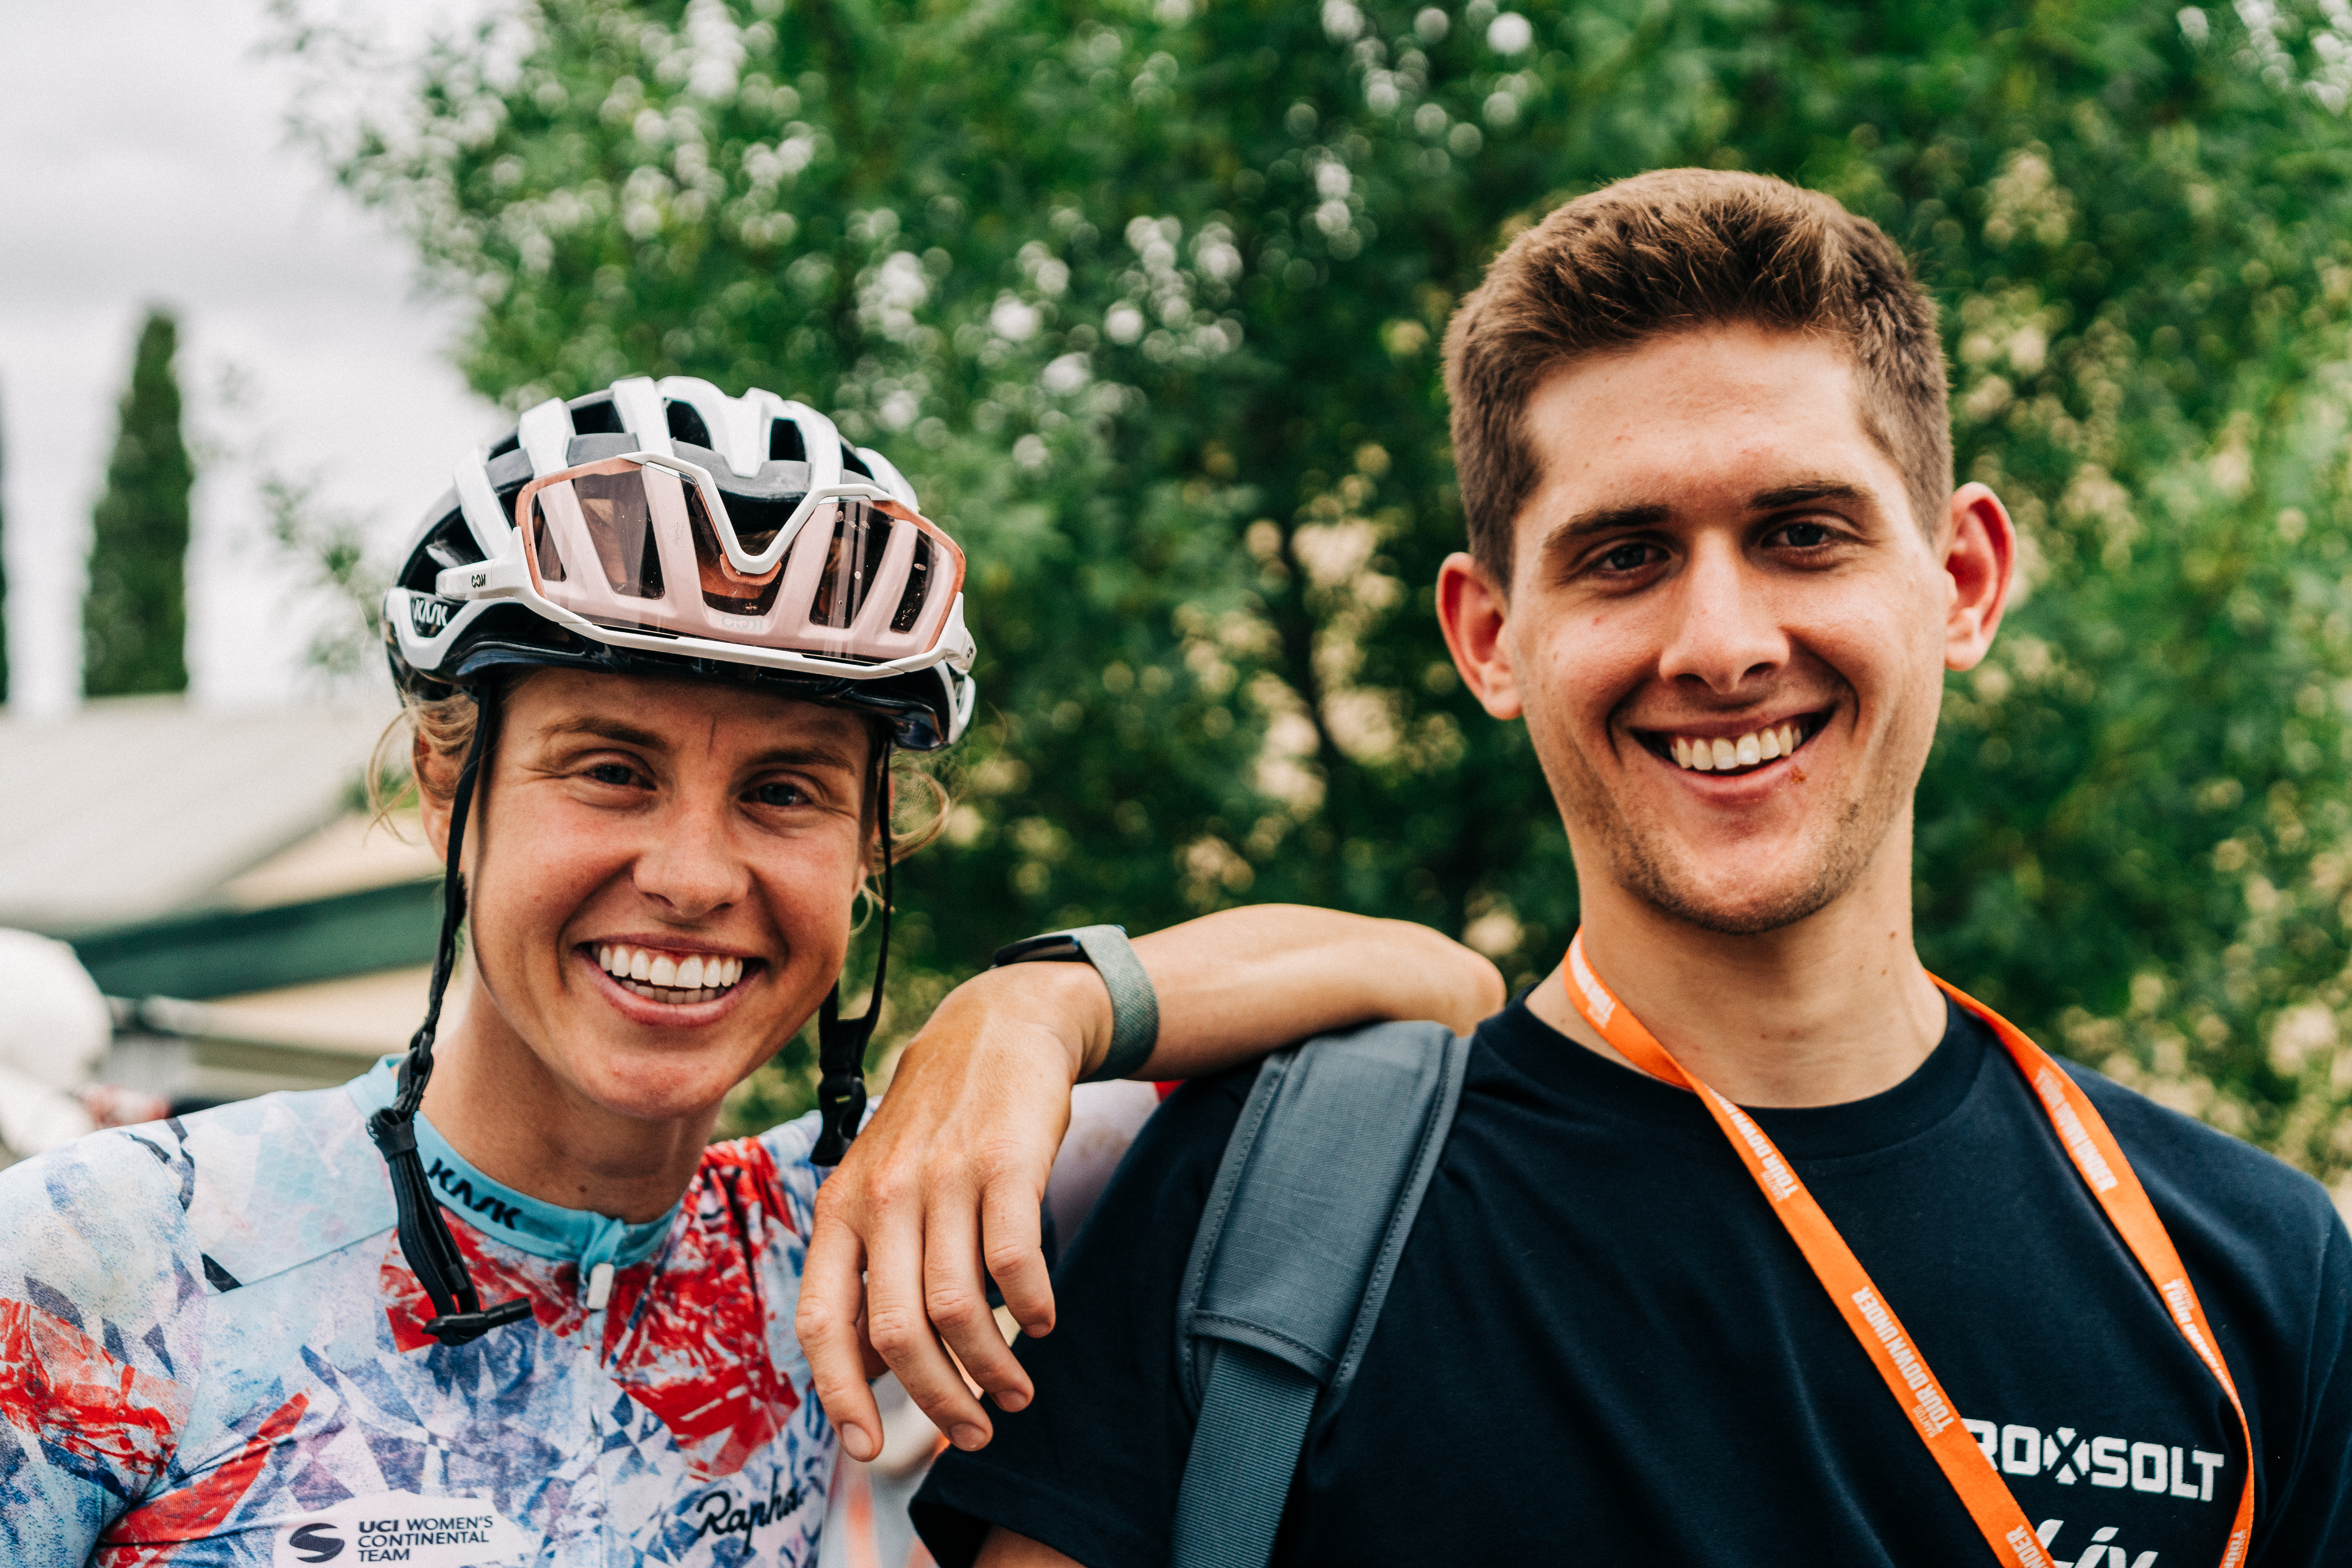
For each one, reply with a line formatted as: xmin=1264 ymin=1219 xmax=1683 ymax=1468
xmin=632 ymin=804 xmax=749 ymax=918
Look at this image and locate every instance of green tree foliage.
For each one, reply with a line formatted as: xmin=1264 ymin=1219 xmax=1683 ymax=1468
xmin=84 ymin=309 xmax=194 ymax=698
xmin=310 ymin=0 xmax=2352 ymax=1175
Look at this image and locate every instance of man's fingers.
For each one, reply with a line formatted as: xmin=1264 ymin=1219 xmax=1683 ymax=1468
xmin=794 ymin=1212 xmax=884 ymax=1462
xmin=924 ymin=1190 xmax=1035 ymax=1414
xmin=980 ymin=1172 xmax=1056 ymax=1341
xmin=864 ymin=1185 xmax=997 ymax=1448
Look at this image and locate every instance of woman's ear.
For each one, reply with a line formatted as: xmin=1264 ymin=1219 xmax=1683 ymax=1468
xmin=416 ymin=731 xmax=454 ymax=861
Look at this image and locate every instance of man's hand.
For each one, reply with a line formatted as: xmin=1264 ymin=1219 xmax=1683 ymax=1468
xmin=795 ymin=907 xmax=1504 ymax=1457
xmin=798 ymin=962 xmax=1102 ymax=1461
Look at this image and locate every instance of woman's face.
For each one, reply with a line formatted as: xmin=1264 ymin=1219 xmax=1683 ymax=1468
xmin=423 ymin=669 xmax=874 ymax=1125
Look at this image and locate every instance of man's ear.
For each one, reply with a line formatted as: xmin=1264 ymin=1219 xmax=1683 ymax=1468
xmin=1940 ymin=483 xmax=2016 ymax=673
xmin=1436 ymin=552 xmax=1525 ymax=720
xmin=415 ymin=731 xmax=454 ymax=861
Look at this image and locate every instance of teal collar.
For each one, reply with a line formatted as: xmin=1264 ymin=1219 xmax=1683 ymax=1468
xmin=347 ymin=1056 xmax=677 ymax=1274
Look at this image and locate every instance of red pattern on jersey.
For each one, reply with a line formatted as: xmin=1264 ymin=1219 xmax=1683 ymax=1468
xmin=0 ymin=1298 xmax=183 ymax=1487
xmin=608 ymin=1136 xmax=804 ymax=1481
xmin=379 ymin=1223 xmax=584 ymax=1354
xmin=372 ymin=1139 xmax=805 ymax=1482
xmin=93 ymin=1391 xmax=308 ymax=1565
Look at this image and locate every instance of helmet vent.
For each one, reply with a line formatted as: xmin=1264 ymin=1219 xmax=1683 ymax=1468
xmin=770 ymin=420 xmax=808 ymax=461
xmin=666 ymin=403 xmax=714 ymax=448
xmin=403 ymin=510 xmax=485 ymax=591
xmin=568 ymin=394 xmax=626 ymax=436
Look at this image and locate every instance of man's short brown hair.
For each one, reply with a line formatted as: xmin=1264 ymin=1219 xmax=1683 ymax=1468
xmin=1441 ymin=169 xmax=1951 ymax=584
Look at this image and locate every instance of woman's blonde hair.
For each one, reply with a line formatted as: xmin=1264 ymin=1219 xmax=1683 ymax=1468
xmin=368 ymin=675 xmax=949 ymax=873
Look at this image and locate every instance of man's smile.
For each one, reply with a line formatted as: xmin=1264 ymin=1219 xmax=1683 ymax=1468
xmin=1632 ymin=709 xmax=1831 ymax=779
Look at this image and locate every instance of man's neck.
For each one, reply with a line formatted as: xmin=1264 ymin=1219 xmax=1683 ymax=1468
xmin=1525 ymin=857 xmax=1948 ymax=1110
xmin=419 ymin=980 xmax=715 ymax=1225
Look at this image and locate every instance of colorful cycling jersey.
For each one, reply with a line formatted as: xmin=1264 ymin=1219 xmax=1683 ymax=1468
xmin=0 ymin=1056 xmax=846 ymax=1566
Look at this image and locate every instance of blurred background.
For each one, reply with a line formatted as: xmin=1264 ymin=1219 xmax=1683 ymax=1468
xmin=10 ymin=0 xmax=2352 ymax=1209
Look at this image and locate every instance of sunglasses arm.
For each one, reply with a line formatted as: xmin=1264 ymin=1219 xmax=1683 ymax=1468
xmin=437 ymin=555 xmax=535 ymax=601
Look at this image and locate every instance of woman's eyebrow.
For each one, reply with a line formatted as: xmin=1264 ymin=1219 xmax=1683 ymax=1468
xmin=742 ymin=739 xmax=866 ymax=772
xmin=539 ymin=716 xmax=864 ymax=770
xmin=541 ymin=717 xmax=668 ymax=750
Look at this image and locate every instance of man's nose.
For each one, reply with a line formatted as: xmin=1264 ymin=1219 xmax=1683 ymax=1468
xmin=632 ymin=797 xmax=750 ymax=918
xmin=1654 ymin=537 xmax=1789 ymax=695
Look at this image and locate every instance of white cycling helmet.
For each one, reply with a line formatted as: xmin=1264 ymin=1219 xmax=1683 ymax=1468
xmin=371 ymin=378 xmax=969 ymax=1346
xmin=384 ymin=376 xmax=976 ymax=751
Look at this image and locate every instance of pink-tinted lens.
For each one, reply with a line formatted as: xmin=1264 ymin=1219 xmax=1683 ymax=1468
xmin=523 ymin=462 xmax=964 ymax=662
xmin=685 ymin=483 xmax=784 ymax=617
xmin=528 ymin=469 xmax=665 ymax=600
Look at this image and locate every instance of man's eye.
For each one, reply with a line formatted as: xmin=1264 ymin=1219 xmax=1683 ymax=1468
xmin=587 ymin=763 xmax=637 ymax=787
xmin=1600 ymin=543 xmax=1656 ymax=573
xmin=751 ymin=782 xmax=808 ymax=808
xmin=1777 ymin=521 xmax=1834 ymax=548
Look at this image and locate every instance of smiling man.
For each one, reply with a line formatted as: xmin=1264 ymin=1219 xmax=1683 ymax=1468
xmin=910 ymin=171 xmax=2352 ymax=1566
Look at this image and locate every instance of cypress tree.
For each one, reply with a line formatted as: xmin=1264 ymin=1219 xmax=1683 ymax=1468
xmin=83 ymin=309 xmax=193 ymax=697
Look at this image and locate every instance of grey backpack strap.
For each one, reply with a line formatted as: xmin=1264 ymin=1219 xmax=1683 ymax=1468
xmin=1171 ymin=1020 xmax=1470 ymax=1568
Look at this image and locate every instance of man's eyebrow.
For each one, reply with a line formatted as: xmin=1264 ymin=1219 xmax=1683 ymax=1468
xmin=1545 ymin=502 xmax=1672 ymax=546
xmin=1749 ymin=479 xmax=1868 ymax=511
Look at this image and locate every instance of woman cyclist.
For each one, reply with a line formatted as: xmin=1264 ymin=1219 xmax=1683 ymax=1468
xmin=0 ymin=376 xmax=1499 ymax=1564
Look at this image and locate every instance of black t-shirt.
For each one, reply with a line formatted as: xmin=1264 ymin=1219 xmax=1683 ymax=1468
xmin=915 ymin=998 xmax=2352 ymax=1567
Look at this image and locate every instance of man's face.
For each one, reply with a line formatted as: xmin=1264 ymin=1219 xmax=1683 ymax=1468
xmin=1439 ymin=323 xmax=2011 ymax=936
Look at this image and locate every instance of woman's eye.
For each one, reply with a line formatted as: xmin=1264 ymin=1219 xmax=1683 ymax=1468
xmin=751 ymin=781 xmax=808 ymax=809
xmin=586 ymin=762 xmax=638 ymax=787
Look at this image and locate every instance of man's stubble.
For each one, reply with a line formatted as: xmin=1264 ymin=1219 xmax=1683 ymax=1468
xmin=1539 ymin=691 xmax=1928 ymax=939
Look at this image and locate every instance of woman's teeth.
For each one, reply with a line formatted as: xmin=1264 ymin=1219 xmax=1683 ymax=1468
xmin=1670 ymin=722 xmax=1804 ymax=774
xmin=595 ymin=944 xmax=745 ymax=1004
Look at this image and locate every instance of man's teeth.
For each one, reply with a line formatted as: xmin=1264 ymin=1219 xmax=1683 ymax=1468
xmin=595 ymin=944 xmax=744 ymax=1002
xmin=1670 ymin=723 xmax=1803 ymax=773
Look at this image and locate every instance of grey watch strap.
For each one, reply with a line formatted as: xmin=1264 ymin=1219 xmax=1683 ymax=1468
xmin=989 ymin=923 xmax=1161 ymax=1082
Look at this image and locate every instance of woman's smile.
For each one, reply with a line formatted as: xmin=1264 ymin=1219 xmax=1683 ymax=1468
xmin=575 ymin=941 xmax=766 ymax=1029
xmin=586 ymin=938 xmax=760 ymax=1005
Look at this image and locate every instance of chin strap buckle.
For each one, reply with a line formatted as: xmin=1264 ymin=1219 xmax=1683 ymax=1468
xmin=813 ymin=1047 xmax=869 ymax=1166
xmin=811 ymin=741 xmax=896 ymax=1167
xmin=425 ymin=1298 xmax=535 ymax=1345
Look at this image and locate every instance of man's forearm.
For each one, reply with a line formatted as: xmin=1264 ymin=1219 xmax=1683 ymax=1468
xmin=949 ymin=904 xmax=1504 ymax=1084
xmin=1132 ymin=905 xmax=1503 ymax=1075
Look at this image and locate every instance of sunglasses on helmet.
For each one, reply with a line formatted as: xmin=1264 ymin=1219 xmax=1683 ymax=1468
xmin=479 ymin=451 xmax=966 ymax=671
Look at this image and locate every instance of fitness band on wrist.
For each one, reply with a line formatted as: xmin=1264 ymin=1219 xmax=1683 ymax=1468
xmin=989 ymin=924 xmax=1161 ymax=1083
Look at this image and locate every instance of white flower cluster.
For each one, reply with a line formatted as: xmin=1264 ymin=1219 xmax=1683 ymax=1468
xmin=1111 ymin=216 xmax=1246 ymax=363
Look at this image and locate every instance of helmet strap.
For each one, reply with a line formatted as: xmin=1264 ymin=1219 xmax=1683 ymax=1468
xmin=813 ymin=738 xmax=894 ymax=1165
xmin=366 ymin=681 xmax=531 ymax=1345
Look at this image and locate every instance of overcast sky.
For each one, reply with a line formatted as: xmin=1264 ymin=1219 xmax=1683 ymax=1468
xmin=0 ymin=0 xmax=500 ymax=717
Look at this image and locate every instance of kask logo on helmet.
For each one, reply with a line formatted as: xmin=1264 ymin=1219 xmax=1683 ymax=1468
xmin=407 ymin=595 xmax=459 ymax=638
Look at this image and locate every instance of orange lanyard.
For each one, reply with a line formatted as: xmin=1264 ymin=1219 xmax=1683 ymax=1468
xmin=1562 ymin=931 xmax=2254 ymax=1568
